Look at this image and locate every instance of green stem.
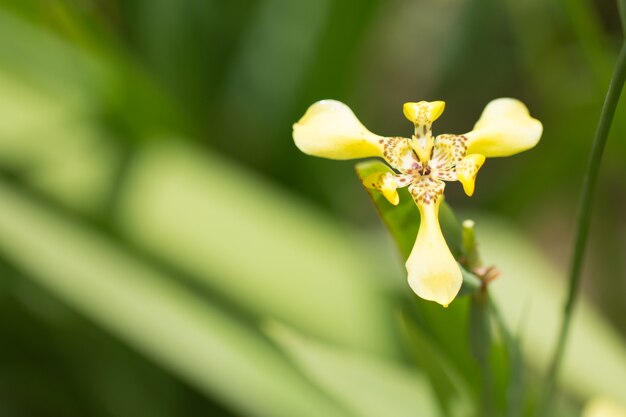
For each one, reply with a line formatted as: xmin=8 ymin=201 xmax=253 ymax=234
xmin=539 ymin=43 xmax=626 ymax=415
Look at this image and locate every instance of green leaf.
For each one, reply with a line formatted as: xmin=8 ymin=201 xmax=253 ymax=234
xmin=402 ymin=296 xmax=481 ymax=390
xmin=617 ymin=0 xmax=626 ymax=35
xmin=469 ymin=294 xmax=492 ymax=366
xmin=439 ymin=198 xmax=464 ymax=259
xmin=490 ymin=302 xmax=525 ymax=417
xmin=400 ymin=311 xmax=476 ymax=417
xmin=459 ymin=267 xmax=483 ymax=297
xmin=266 ymin=322 xmax=440 ymax=417
xmin=0 ymin=11 xmax=399 ymax=358
xmin=468 ymin=293 xmax=495 ymax=416
xmin=0 ymin=180 xmax=353 ymax=417
xmin=116 ymin=141 xmax=398 ymax=357
xmin=475 ymin=216 xmax=626 ymax=402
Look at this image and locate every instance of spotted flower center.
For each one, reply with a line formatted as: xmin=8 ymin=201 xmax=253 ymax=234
xmin=371 ymin=130 xmax=473 ymax=208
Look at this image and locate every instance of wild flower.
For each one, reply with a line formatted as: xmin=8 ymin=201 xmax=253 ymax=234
xmin=293 ymin=98 xmax=541 ymax=306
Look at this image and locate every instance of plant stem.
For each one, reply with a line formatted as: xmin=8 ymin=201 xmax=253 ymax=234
xmin=539 ymin=42 xmax=626 ymax=416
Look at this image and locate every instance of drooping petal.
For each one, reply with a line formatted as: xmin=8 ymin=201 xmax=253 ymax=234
xmin=362 ymin=171 xmax=411 ymax=205
xmin=293 ymin=100 xmax=385 ymax=160
xmin=456 ymin=154 xmax=486 ymax=196
xmin=405 ymin=184 xmax=462 ymax=306
xmin=464 ymin=98 xmax=542 ymax=157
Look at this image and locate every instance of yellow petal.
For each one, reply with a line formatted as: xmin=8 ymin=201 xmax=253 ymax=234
xmin=583 ymin=397 xmax=626 ymax=417
xmin=405 ymin=198 xmax=462 ymax=306
xmin=403 ymin=101 xmax=445 ymax=124
xmin=456 ymin=154 xmax=486 ymax=196
xmin=464 ymin=98 xmax=542 ymax=157
xmin=381 ymin=137 xmax=421 ymax=172
xmin=293 ymin=100 xmax=385 ymax=160
xmin=362 ymin=171 xmax=400 ymax=205
xmin=431 ymin=134 xmax=467 ymax=175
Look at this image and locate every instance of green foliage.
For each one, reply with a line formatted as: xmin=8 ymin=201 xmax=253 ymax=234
xmin=479 ymin=218 xmax=626 ymax=404
xmin=0 ymin=182 xmax=354 ymax=417
xmin=620 ymin=0 xmax=626 ymax=34
xmin=267 ymin=322 xmax=439 ymax=417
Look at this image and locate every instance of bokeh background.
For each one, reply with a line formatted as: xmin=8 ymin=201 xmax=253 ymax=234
xmin=1 ymin=0 xmax=626 ymax=416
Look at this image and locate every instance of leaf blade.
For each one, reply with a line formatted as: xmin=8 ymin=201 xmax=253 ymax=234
xmin=0 ymin=180 xmax=353 ymax=417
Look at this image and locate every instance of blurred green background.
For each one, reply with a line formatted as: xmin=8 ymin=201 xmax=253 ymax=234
xmin=1 ymin=0 xmax=626 ymax=416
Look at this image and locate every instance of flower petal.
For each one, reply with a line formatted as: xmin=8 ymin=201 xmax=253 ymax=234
xmin=403 ymin=101 xmax=445 ymax=124
xmin=430 ymin=134 xmax=467 ymax=178
xmin=456 ymin=154 xmax=486 ymax=196
xmin=408 ymin=176 xmax=445 ymax=206
xmin=405 ymin=194 xmax=462 ymax=306
xmin=362 ymin=171 xmax=410 ymax=205
xmin=381 ymin=137 xmax=422 ymax=172
xmin=293 ymin=100 xmax=385 ymax=160
xmin=464 ymin=98 xmax=542 ymax=157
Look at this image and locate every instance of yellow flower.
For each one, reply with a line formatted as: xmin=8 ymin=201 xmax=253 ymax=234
xmin=293 ymin=98 xmax=542 ymax=306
